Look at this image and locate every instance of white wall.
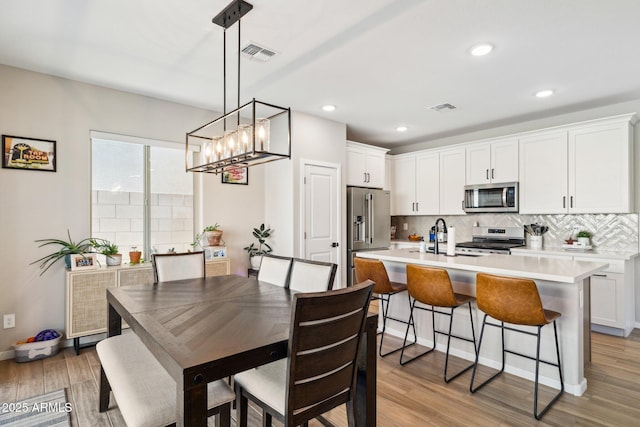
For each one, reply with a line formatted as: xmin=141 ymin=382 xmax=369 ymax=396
xmin=0 ymin=64 xmax=259 ymax=355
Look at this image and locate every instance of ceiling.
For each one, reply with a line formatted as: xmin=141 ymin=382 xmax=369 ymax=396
xmin=2 ymin=0 xmax=640 ymax=149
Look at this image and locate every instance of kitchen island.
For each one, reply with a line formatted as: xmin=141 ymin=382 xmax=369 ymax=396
xmin=356 ymin=249 xmax=608 ymax=396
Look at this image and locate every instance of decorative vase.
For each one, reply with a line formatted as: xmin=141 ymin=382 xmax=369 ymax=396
xmin=204 ymin=230 xmax=223 ymax=247
xmin=250 ymin=255 xmax=262 ymax=270
xmin=129 ymin=251 xmax=142 ymax=264
xmin=106 ymin=254 xmax=122 ymax=266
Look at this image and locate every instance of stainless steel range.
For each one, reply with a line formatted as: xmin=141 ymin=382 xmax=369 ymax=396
xmin=456 ymin=226 xmax=525 ymax=255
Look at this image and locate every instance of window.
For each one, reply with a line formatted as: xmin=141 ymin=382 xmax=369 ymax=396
xmin=91 ymin=133 xmax=194 ymax=261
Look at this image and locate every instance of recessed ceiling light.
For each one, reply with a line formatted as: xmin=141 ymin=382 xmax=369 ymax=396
xmin=470 ymin=43 xmax=493 ymax=56
xmin=322 ymin=105 xmax=336 ymax=112
xmin=396 ymin=126 xmax=408 ymax=132
xmin=535 ymin=89 xmax=554 ymax=98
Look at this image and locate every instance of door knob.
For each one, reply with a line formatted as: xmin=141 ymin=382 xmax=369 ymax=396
xmin=331 ymin=242 xmax=339 ymax=247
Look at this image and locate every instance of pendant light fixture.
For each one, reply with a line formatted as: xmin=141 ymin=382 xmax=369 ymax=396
xmin=186 ymin=0 xmax=291 ymax=174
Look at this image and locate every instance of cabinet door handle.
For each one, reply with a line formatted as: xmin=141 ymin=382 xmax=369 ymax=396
xmin=367 ymin=172 xmax=370 ymax=182
xmin=593 ymin=273 xmax=607 ymax=278
xmin=363 ymin=172 xmax=367 ymax=183
xmin=415 ymin=202 xmax=419 ymax=211
xmin=491 ymin=168 xmax=495 ymax=179
xmin=411 ymin=202 xmax=415 ymax=211
xmin=486 ymin=169 xmax=489 ymax=180
xmin=570 ymin=196 xmax=574 ymax=208
xmin=563 ymin=196 xmax=566 ymax=208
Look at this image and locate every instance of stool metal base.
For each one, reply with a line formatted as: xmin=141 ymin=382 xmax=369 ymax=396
xmin=400 ymin=299 xmax=477 ymax=383
xmin=469 ymin=314 xmax=564 ymax=420
xmin=375 ymin=291 xmax=417 ymax=357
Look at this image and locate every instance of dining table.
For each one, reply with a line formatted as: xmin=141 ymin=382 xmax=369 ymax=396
xmin=101 ymin=274 xmax=378 ymax=426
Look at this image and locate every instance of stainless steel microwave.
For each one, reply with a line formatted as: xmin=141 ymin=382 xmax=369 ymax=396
xmin=463 ymin=182 xmax=518 ymax=213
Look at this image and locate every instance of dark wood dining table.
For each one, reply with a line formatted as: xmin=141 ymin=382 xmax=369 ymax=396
xmin=102 ymin=274 xmax=378 ymax=426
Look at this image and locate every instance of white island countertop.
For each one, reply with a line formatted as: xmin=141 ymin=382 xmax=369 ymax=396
xmin=356 ymin=248 xmax=608 ymax=283
xmin=510 ymin=246 xmax=639 ymax=260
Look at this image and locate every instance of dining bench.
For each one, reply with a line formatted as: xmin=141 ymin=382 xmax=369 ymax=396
xmin=97 ymin=332 xmax=235 ymax=427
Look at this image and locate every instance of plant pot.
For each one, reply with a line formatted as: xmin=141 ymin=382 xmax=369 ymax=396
xmin=203 ymin=230 xmax=223 ymax=247
xmin=250 ymin=255 xmax=262 ymax=270
xmin=129 ymin=251 xmax=142 ymax=264
xmin=106 ymin=254 xmax=122 ymax=266
xmin=577 ymin=237 xmax=590 ymax=246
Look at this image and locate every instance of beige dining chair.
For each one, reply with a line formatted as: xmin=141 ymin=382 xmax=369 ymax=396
xmin=234 ymin=280 xmax=375 ymax=427
xmin=257 ymin=254 xmax=293 ymax=287
xmin=97 ymin=333 xmax=235 ymax=427
xmin=152 ymin=251 xmax=205 ymax=282
xmin=288 ymin=258 xmax=337 ymax=292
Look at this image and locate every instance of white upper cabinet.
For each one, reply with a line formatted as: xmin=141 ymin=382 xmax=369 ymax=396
xmin=346 ymin=141 xmax=388 ymax=188
xmin=519 ymin=131 xmax=569 ymax=214
xmin=439 ymin=147 xmax=466 ymax=214
xmin=466 ymin=138 xmax=518 ymax=185
xmin=391 ymin=148 xmax=465 ymax=216
xmin=568 ymin=120 xmax=633 ymax=213
xmin=520 ymin=114 xmax=635 ymax=214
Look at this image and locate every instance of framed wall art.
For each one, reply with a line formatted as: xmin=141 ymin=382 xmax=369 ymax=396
xmin=2 ymin=135 xmax=56 ymax=172
xmin=70 ymin=254 xmax=98 ymax=271
xmin=221 ymin=167 xmax=248 ymax=185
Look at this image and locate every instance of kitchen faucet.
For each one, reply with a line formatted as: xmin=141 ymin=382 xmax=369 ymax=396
xmin=433 ymin=218 xmax=448 ymax=255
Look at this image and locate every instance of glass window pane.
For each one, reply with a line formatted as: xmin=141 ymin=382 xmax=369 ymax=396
xmin=92 ymin=139 xmax=144 ymax=260
xmin=150 ymin=146 xmax=193 ymax=254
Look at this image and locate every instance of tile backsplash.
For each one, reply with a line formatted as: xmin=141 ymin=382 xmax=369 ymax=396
xmin=391 ymin=213 xmax=639 ymax=252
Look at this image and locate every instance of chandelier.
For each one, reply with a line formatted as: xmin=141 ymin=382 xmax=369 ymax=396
xmin=186 ymin=0 xmax=291 ymax=174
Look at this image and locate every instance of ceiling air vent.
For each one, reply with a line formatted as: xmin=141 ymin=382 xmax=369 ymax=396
xmin=241 ymin=42 xmax=276 ymax=62
xmin=428 ymin=103 xmax=457 ymax=112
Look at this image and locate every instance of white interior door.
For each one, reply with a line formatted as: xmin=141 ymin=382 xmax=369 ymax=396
xmin=303 ymin=163 xmax=340 ymax=279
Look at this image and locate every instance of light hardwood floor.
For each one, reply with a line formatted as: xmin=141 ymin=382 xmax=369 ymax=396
xmin=1 ymin=329 xmax=640 ymax=426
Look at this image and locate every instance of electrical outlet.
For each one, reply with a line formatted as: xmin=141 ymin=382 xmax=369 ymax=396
xmin=403 ymin=223 xmax=408 ymax=231
xmin=3 ymin=314 xmax=15 ymax=329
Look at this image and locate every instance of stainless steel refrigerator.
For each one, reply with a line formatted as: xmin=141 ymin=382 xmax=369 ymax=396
xmin=347 ymin=187 xmax=391 ymax=286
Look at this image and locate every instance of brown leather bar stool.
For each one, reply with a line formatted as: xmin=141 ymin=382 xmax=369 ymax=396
xmin=470 ymin=273 xmax=564 ymax=420
xmin=400 ymin=265 xmax=477 ymax=383
xmin=354 ymin=257 xmax=416 ymax=357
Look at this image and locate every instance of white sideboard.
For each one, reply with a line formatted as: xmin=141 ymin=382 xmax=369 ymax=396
xmin=65 ymin=258 xmax=231 ymax=353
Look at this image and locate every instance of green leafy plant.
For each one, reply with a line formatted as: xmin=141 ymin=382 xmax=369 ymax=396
xmin=191 ymin=223 xmax=222 ymax=248
xmin=576 ymin=230 xmax=592 ymax=238
xmin=31 ymin=230 xmax=93 ymax=275
xmin=90 ymin=238 xmax=119 ymax=255
xmin=243 ymin=224 xmax=273 ymax=257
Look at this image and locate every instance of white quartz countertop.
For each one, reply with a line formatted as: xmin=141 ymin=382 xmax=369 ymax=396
xmin=510 ymin=246 xmax=639 ymax=260
xmin=356 ymin=248 xmax=608 ymax=283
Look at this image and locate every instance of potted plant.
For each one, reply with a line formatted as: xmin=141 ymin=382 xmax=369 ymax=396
xmin=243 ymin=224 xmax=273 ymax=269
xmin=192 ymin=224 xmax=224 ymax=248
xmin=31 ymin=229 xmax=93 ymax=275
xmin=129 ymin=246 xmax=142 ymax=264
xmin=90 ymin=238 xmax=122 ymax=266
xmin=576 ymin=230 xmax=592 ymax=246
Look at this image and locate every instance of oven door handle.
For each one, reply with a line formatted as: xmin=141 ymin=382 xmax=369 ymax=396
xmin=502 ymin=187 xmax=508 ymax=207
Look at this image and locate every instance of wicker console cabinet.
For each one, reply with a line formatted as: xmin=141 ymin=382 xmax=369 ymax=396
xmin=65 ymin=258 xmax=230 ymax=354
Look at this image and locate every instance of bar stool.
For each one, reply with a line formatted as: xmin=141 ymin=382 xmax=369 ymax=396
xmin=400 ymin=265 xmax=477 ymax=383
xmin=470 ymin=273 xmax=564 ymax=420
xmin=354 ymin=257 xmax=416 ymax=357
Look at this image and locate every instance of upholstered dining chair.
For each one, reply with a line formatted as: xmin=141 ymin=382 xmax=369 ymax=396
xmin=152 ymin=251 xmax=205 ymax=282
xmin=234 ymin=280 xmax=375 ymax=427
xmin=354 ymin=257 xmax=416 ymax=357
xmin=288 ymin=258 xmax=337 ymax=292
xmin=257 ymin=254 xmax=293 ymax=287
